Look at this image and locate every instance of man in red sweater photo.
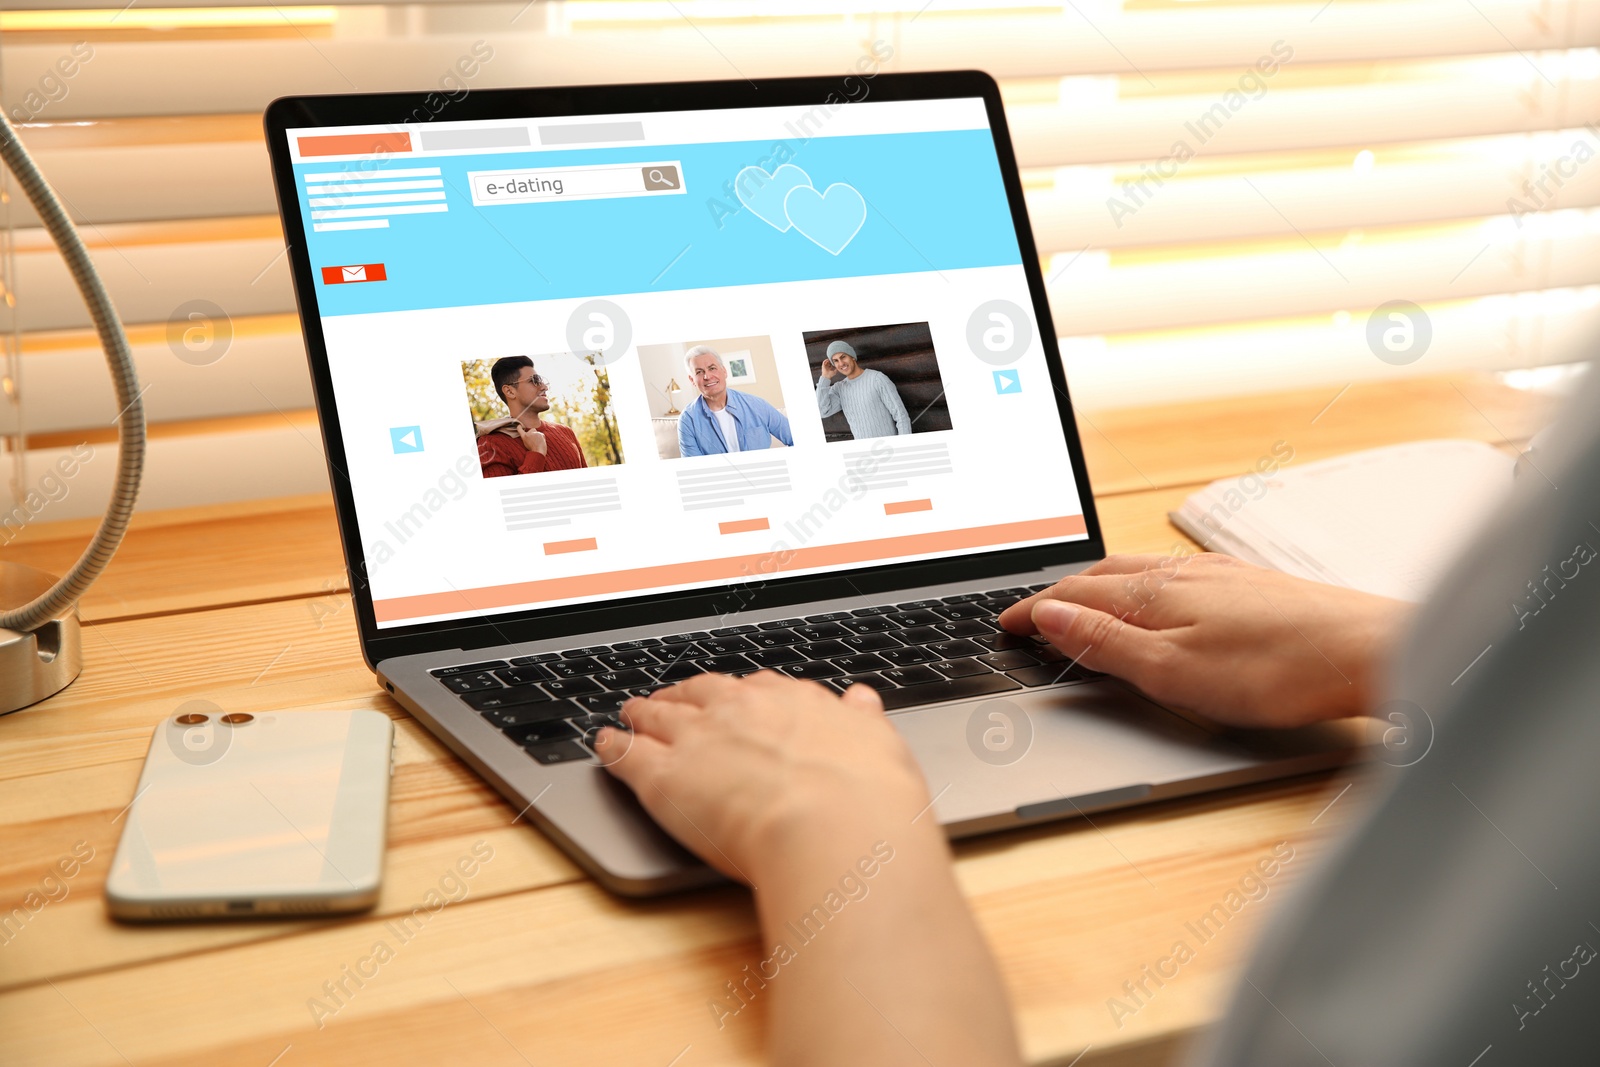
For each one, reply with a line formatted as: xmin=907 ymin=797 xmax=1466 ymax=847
xmin=475 ymin=356 xmax=589 ymax=478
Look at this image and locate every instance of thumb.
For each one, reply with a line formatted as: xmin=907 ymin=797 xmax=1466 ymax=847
xmin=1031 ymin=598 xmax=1161 ymax=686
xmin=841 ymin=682 xmax=886 ymax=715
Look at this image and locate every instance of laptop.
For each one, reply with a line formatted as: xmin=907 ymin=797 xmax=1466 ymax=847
xmin=264 ymin=72 xmax=1365 ymax=896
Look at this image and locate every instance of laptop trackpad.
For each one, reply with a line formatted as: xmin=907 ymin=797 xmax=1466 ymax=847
xmin=893 ymin=681 xmax=1259 ymax=827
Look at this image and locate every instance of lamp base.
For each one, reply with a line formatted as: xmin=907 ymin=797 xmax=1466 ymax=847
xmin=0 ymin=562 xmax=82 ymax=716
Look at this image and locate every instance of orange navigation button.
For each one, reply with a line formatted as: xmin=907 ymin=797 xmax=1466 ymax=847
xmin=298 ymin=131 xmax=413 ymax=158
xmin=884 ymin=499 xmax=933 ymax=516
xmin=544 ymin=537 xmax=598 ymax=555
xmin=718 ymin=518 xmax=771 ymax=535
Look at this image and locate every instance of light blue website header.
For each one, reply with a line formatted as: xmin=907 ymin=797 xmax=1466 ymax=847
xmin=294 ymin=128 xmax=1023 ymax=316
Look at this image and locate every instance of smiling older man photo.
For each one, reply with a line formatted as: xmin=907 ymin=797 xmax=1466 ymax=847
xmin=677 ymin=345 xmax=794 ymax=457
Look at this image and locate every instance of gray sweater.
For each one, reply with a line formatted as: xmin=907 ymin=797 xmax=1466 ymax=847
xmin=815 ymin=367 xmax=912 ymax=439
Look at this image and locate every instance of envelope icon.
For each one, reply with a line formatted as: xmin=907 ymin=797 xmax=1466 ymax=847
xmin=320 ymin=262 xmax=387 ymax=285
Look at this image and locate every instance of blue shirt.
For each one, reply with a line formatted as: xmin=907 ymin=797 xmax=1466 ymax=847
xmin=678 ymin=389 xmax=793 ymax=457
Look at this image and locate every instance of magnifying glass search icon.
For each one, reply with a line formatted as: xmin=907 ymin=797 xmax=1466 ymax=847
xmin=642 ymin=166 xmax=680 ymax=190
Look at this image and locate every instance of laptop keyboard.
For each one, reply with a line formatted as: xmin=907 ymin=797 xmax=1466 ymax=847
xmin=429 ymin=584 xmax=1103 ymax=766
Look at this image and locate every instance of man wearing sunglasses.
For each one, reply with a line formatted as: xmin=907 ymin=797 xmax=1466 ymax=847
xmin=476 ymin=355 xmax=588 ymax=478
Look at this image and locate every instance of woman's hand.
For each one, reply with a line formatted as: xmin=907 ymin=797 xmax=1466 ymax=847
xmin=595 ymin=671 xmax=929 ymax=886
xmin=999 ymin=553 xmax=1410 ymax=728
xmin=595 ymin=673 xmax=1024 ymax=1067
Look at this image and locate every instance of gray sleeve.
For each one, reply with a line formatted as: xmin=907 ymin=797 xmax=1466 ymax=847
xmin=876 ymin=373 xmax=913 ymax=435
xmin=1187 ymin=370 xmax=1600 ymax=1067
xmin=816 ymin=375 xmax=842 ymax=418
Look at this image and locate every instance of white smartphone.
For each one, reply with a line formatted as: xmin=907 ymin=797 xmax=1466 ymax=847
xmin=106 ymin=707 xmax=394 ymax=920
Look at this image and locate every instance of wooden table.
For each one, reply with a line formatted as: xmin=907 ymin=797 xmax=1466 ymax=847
xmin=0 ymin=374 xmax=1555 ymax=1066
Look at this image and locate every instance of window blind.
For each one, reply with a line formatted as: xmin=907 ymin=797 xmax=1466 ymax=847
xmin=1 ymin=0 xmax=1593 ymax=520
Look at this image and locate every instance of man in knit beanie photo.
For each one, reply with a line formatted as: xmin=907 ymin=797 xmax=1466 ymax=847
xmin=813 ymin=339 xmax=914 ymax=441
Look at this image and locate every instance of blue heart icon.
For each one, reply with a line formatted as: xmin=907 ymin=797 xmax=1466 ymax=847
xmin=734 ymin=164 xmax=812 ymax=233
xmin=783 ymin=183 xmax=867 ymax=256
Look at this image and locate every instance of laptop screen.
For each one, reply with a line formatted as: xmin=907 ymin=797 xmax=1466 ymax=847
xmin=282 ymin=95 xmax=1088 ymax=630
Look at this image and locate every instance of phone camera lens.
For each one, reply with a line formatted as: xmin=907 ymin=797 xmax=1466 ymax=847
xmin=220 ymin=713 xmax=254 ymax=725
xmin=175 ymin=713 xmax=208 ymax=725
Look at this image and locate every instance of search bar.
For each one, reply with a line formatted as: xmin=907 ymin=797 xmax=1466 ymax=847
xmin=468 ymin=162 xmax=685 ymax=206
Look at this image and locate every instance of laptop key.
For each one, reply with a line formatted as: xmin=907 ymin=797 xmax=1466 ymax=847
xmin=463 ymin=686 xmax=554 ymax=712
xmin=880 ymin=645 xmax=938 ymax=666
xmin=503 ymin=718 xmax=581 ymax=746
xmin=573 ymin=692 xmax=631 ymax=715
xmin=655 ymin=661 xmax=707 ymax=682
xmin=761 ymin=618 xmax=806 ymax=629
xmin=940 ymin=593 xmax=987 ymax=603
xmin=710 ymin=625 xmax=758 ymax=636
xmin=701 ymin=654 xmax=758 ymax=675
xmin=543 ymin=676 xmax=604 ymax=698
xmin=977 ymin=650 xmax=1042 ymax=671
xmin=985 ymin=588 xmax=1033 ymax=599
xmin=660 ymin=633 xmax=698 ymax=645
xmin=933 ymin=619 xmax=995 ymax=639
xmin=747 ymin=647 xmax=805 ymax=668
xmin=882 ymin=665 xmax=940 ymax=686
xmin=839 ymin=617 xmax=896 ymax=634
xmin=932 ymin=603 xmax=990 ymax=621
xmin=840 ymin=632 xmax=899 ymax=653
xmin=751 ymin=628 xmax=805 ymax=648
xmin=897 ymin=600 xmax=944 ymax=610
xmin=774 ymin=661 xmax=844 ymax=681
xmin=495 ymin=665 xmax=554 ymax=685
xmin=571 ymin=714 xmax=628 ymax=746
xmin=804 ymin=612 xmax=854 ymax=623
xmin=888 ymin=610 xmax=941 ymax=628
xmin=611 ymin=638 xmax=663 ymax=650
xmin=478 ymin=702 xmax=566 ymax=727
xmin=525 ymin=740 xmax=591 ymax=765
xmin=593 ymin=668 xmax=654 ymax=690
xmin=879 ymin=673 xmax=1022 ymax=711
xmin=701 ymin=636 xmax=757 ymax=655
xmin=651 ymin=640 xmax=699 ymax=662
xmin=509 ymin=652 xmax=561 ymax=665
xmin=442 ymin=673 xmax=500 ymax=693
xmin=850 ymin=605 xmax=898 ymax=616
xmin=794 ymin=622 xmax=849 ymax=641
xmin=1008 ymin=664 xmax=1097 ymax=687
xmin=1027 ymin=583 xmax=1052 ymax=593
xmin=798 ymin=640 xmax=851 ymax=659
xmin=832 ymin=672 xmax=896 ymax=693
xmin=929 ymin=659 xmax=991 ymax=679
xmin=431 ymin=660 xmax=509 ymax=678
xmin=894 ymin=625 xmax=944 ymax=646
xmin=561 ymin=645 xmax=611 ymax=658
xmin=928 ymin=639 xmax=985 ymax=660
xmin=836 ymin=653 xmax=892 ymax=674
xmin=973 ymin=632 xmax=1037 ymax=652
xmin=597 ymin=650 xmax=659 ymax=670
xmin=548 ymin=657 xmax=606 ymax=678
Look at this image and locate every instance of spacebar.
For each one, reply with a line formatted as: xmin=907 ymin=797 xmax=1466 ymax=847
xmin=879 ymin=673 xmax=1021 ymax=711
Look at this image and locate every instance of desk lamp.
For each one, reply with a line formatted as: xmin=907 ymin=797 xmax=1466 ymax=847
xmin=0 ymin=113 xmax=144 ymax=715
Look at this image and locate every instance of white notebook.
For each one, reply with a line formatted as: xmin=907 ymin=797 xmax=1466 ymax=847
xmin=1168 ymin=440 xmax=1516 ymax=602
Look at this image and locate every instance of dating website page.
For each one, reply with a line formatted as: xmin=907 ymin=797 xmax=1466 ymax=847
xmin=285 ymin=98 xmax=1086 ymax=628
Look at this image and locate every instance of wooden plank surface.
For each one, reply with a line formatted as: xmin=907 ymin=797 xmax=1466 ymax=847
xmin=0 ymin=374 xmax=1558 ymax=1066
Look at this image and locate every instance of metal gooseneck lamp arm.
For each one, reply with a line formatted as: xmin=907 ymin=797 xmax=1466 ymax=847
xmin=0 ymin=111 xmax=144 ymax=708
